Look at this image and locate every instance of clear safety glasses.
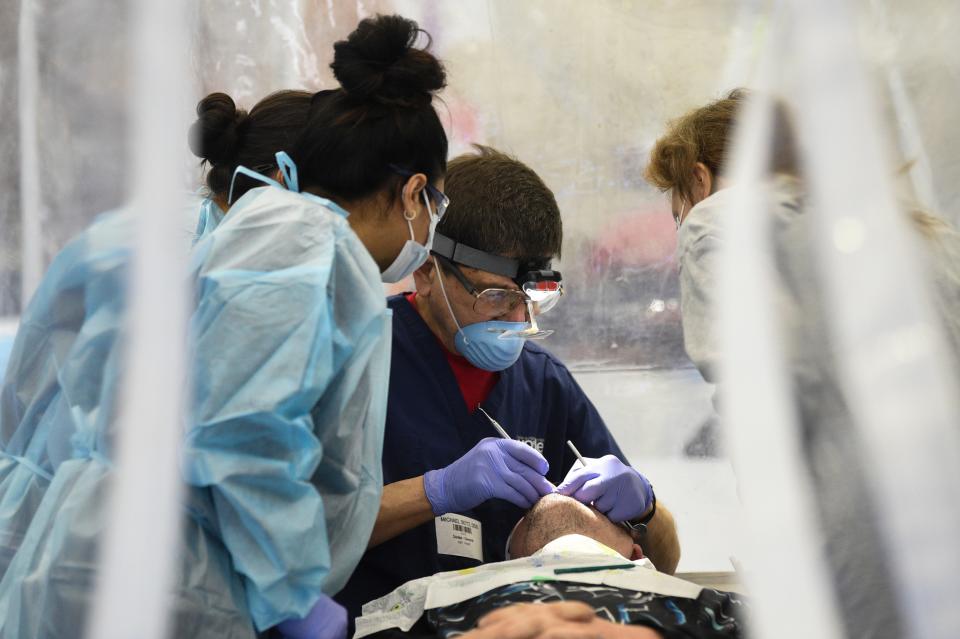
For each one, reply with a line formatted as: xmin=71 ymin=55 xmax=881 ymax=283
xmin=435 ymin=257 xmax=558 ymax=340
xmin=438 ymin=256 xmax=564 ymax=319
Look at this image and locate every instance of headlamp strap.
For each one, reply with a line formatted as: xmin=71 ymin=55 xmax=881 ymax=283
xmin=431 ymin=233 xmax=560 ymax=287
xmin=431 ymin=233 xmax=519 ymax=279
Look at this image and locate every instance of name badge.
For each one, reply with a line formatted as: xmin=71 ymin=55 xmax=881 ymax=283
xmin=435 ymin=514 xmax=483 ymax=562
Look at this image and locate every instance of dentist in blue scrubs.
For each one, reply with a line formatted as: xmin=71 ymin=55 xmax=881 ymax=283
xmin=337 ymin=147 xmax=680 ymax=622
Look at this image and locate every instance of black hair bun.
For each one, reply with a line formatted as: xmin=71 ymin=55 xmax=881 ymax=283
xmin=188 ymin=92 xmax=248 ymax=165
xmin=331 ymin=14 xmax=446 ymax=107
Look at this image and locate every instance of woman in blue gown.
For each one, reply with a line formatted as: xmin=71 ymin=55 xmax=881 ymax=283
xmin=0 ymin=14 xmax=449 ymax=639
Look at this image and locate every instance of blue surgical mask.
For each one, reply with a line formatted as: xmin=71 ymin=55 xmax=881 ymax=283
xmin=381 ymin=190 xmax=439 ymax=283
xmin=433 ymin=257 xmax=528 ymax=371
xmin=454 ymin=321 xmax=526 ymax=371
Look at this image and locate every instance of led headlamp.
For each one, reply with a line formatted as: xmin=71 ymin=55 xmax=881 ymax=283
xmin=430 ymin=233 xmax=564 ymax=297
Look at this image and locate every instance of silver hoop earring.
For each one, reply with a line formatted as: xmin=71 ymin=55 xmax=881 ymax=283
xmin=403 ymin=210 xmax=417 ymax=221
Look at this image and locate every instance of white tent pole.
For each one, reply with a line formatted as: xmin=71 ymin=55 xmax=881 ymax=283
xmin=17 ymin=0 xmax=43 ymax=304
xmin=719 ymin=5 xmax=845 ymax=638
xmin=789 ymin=0 xmax=960 ymax=635
xmin=85 ymin=0 xmax=189 ymax=636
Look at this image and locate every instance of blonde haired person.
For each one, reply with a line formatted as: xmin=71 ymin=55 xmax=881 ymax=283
xmin=645 ymin=88 xmax=960 ymax=381
xmin=645 ymin=89 xmax=960 ymax=638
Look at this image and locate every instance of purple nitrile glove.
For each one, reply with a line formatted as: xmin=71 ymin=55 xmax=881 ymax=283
xmin=556 ymin=454 xmax=654 ymax=523
xmin=424 ymin=437 xmax=554 ymax=514
xmin=275 ymin=594 xmax=347 ymax=639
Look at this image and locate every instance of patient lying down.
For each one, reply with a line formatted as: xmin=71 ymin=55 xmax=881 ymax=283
xmin=357 ymin=495 xmax=746 ymax=639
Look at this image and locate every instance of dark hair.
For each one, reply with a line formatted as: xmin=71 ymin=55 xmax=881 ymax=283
xmin=188 ymin=90 xmax=313 ymax=199
xmin=289 ymin=15 xmax=448 ymax=205
xmin=645 ymin=88 xmax=800 ymax=203
xmin=439 ymin=145 xmax=562 ymax=264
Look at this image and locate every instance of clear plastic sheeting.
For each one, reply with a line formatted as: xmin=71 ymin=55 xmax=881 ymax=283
xmin=0 ymin=5 xmax=20 ymax=314
xmin=190 ymin=1 xmax=404 ymax=107
xmin=86 ymin=0 xmax=190 ymax=636
xmin=0 ymin=1 xmax=959 ymax=638
xmin=790 ymin=0 xmax=960 ymax=635
xmin=3 ymin=1 xmax=132 ymax=313
xmin=719 ymin=64 xmax=845 ymax=639
xmin=718 ymin=1 xmax=960 ymax=638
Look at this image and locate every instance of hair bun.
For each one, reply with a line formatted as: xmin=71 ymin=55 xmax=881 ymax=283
xmin=331 ymin=14 xmax=446 ymax=107
xmin=188 ymin=92 xmax=248 ymax=165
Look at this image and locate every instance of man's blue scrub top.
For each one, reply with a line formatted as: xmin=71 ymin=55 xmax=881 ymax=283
xmin=336 ymin=295 xmax=630 ymax=620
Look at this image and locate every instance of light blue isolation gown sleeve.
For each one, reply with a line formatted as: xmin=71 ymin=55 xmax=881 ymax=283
xmin=0 ymin=211 xmax=132 ymax=578
xmin=0 ymin=196 xmax=224 ymax=614
xmin=184 ymin=186 xmax=391 ymax=631
xmin=0 ymin=334 xmax=14 ymax=385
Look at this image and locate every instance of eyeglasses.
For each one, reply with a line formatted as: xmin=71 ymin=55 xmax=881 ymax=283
xmin=435 ymin=255 xmax=534 ymax=318
xmin=389 ymin=165 xmax=450 ymax=219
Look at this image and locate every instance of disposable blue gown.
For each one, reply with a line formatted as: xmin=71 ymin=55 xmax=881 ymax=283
xmin=183 ymin=185 xmax=392 ymax=630
xmin=0 ymin=198 xmax=220 ymax=580
xmin=0 ymin=335 xmax=13 ymax=384
xmin=0 ymin=186 xmax=390 ymax=637
xmin=0 ymin=210 xmax=134 ymax=580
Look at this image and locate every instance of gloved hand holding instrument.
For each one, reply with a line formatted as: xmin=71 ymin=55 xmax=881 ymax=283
xmin=558 ymin=443 xmax=656 ymax=528
xmin=423 ymin=408 xmax=554 ymax=515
